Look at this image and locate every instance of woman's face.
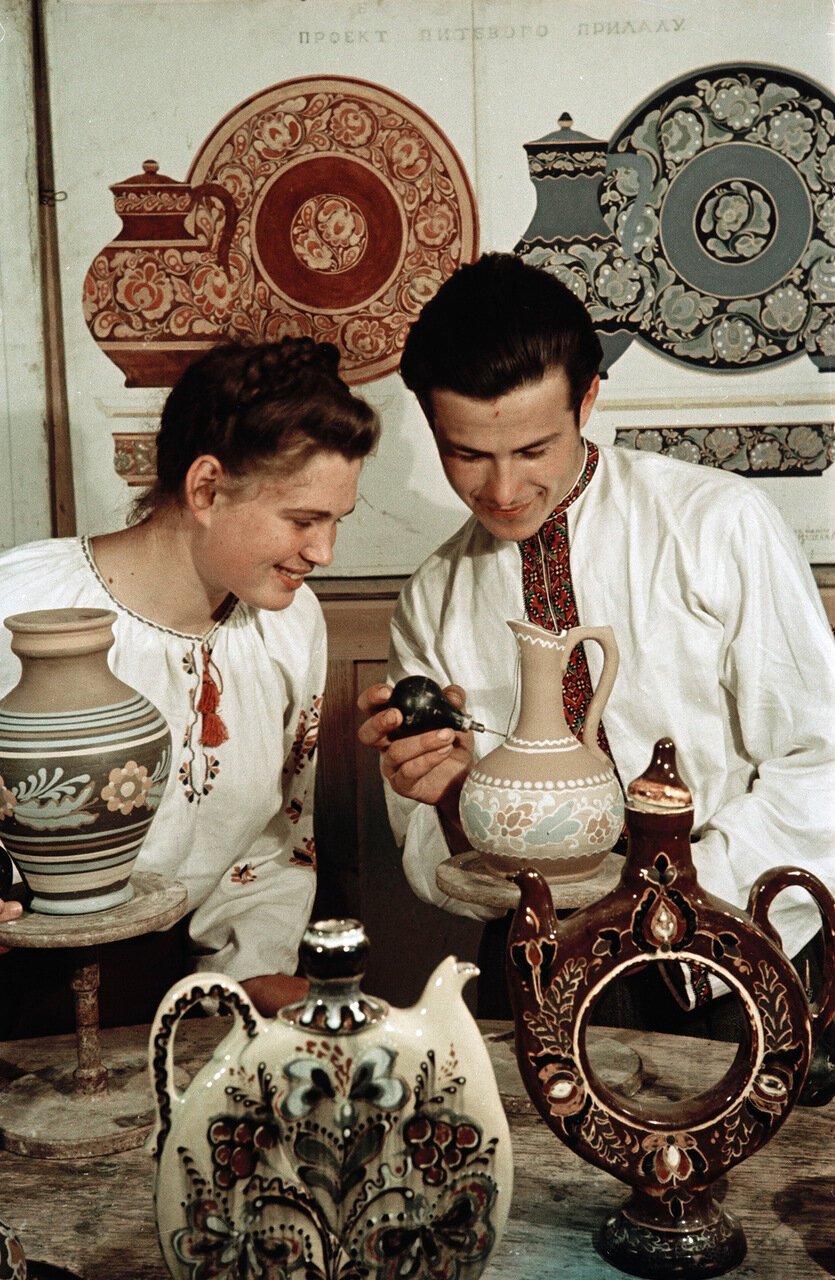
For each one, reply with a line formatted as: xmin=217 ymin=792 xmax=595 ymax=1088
xmin=193 ymin=450 xmax=361 ymax=611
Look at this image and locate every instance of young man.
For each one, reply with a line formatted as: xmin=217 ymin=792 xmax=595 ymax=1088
xmin=358 ymin=252 xmax=835 ymax=1046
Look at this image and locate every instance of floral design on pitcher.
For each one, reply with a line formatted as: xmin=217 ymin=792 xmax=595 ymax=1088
xmin=163 ymin=1041 xmax=503 ymax=1280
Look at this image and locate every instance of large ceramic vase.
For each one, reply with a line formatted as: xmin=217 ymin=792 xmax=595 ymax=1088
xmin=148 ymin=919 xmax=513 ymax=1280
xmin=0 ymin=608 xmax=171 ymax=914
xmin=506 ymin=738 xmax=835 ymax=1279
xmin=459 ymin=619 xmax=623 ymax=879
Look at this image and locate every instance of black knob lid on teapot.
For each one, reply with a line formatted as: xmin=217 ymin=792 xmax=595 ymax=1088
xmin=299 ymin=918 xmax=370 ymax=982
xmin=290 ymin=919 xmax=388 ymax=1033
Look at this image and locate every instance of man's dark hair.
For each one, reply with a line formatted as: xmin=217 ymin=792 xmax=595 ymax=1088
xmin=400 ymin=252 xmax=603 ymax=420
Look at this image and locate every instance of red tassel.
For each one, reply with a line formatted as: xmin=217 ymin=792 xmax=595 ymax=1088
xmin=198 ymin=644 xmax=229 ymax=747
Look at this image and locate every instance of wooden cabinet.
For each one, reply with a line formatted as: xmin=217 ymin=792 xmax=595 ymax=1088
xmin=312 ymin=582 xmax=482 ymax=1008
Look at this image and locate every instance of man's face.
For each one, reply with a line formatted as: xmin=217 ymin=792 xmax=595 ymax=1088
xmin=428 ymin=368 xmax=599 ymax=542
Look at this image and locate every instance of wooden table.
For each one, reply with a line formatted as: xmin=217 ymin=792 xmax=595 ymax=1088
xmin=0 ymin=1020 xmax=831 ymax=1279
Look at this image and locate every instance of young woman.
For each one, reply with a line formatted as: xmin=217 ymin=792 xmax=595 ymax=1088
xmin=0 ymin=338 xmax=378 ymax=1025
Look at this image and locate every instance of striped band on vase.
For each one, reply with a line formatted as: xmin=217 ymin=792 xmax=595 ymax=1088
xmin=0 ymin=608 xmax=171 ymax=915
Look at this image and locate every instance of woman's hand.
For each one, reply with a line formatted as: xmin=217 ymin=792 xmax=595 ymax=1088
xmin=241 ymin=972 xmax=309 ymax=1017
xmin=357 ymin=682 xmax=473 ymax=853
xmin=0 ymin=898 xmax=22 ymax=955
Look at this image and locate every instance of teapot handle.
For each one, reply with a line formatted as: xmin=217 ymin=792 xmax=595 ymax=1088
xmin=146 ymin=971 xmax=266 ymax=1159
xmin=565 ymin=625 xmax=619 ymax=763
xmin=191 ymin=183 xmax=239 ymax=270
xmin=747 ymin=866 xmax=835 ymax=1042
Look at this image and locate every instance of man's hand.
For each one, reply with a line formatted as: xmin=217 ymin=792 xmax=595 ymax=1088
xmin=357 ymin=682 xmax=473 ymax=853
xmin=241 ymin=973 xmax=308 ymax=1017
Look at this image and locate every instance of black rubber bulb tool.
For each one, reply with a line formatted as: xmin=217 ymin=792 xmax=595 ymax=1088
xmin=386 ymin=675 xmax=500 ymax=740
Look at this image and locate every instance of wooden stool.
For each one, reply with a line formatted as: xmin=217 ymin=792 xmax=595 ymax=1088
xmin=0 ymin=872 xmax=187 ymax=1158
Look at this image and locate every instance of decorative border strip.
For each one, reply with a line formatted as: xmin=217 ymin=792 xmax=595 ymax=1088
xmin=614 ymin=422 xmax=833 ymax=476
xmin=113 ymin=432 xmax=157 ymax=486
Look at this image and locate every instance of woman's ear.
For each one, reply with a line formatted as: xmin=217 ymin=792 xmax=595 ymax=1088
xmin=184 ymin=455 xmax=225 ymax=518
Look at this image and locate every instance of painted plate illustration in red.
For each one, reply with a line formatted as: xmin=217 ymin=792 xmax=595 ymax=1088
xmin=83 ymin=77 xmax=479 ymax=386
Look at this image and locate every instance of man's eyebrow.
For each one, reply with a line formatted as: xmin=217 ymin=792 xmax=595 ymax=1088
xmin=441 ymin=432 xmax=561 ymax=454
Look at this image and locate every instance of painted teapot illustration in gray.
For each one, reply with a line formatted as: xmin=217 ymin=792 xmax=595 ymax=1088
xmin=516 ymin=63 xmax=835 ymax=376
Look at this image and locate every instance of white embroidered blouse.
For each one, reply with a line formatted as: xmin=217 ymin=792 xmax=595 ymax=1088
xmin=0 ymin=537 xmax=325 ymax=982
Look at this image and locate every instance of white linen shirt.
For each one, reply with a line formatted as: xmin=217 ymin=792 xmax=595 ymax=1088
xmin=0 ymin=537 xmax=325 ymax=982
xmin=386 ymin=444 xmax=835 ymax=966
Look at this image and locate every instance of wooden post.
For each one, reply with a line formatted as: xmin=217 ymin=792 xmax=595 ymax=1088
xmin=69 ymin=949 xmax=109 ymax=1094
xmin=31 ymin=0 xmax=76 ymax=537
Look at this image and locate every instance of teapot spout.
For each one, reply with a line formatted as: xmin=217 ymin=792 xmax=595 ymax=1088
xmin=415 ymin=956 xmax=479 ymax=1014
xmin=507 ymin=869 xmax=560 ymax=1010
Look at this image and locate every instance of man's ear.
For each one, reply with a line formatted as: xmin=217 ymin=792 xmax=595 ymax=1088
xmin=417 ymin=393 xmax=435 ymax=433
xmin=578 ymin=375 xmax=600 ymax=431
xmin=184 ymin=455 xmax=225 ymax=518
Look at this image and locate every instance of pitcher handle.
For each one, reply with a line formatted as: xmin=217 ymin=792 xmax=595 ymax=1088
xmin=565 ymin=625 xmax=619 ymax=763
xmin=191 ymin=183 xmax=239 ymax=271
xmin=747 ymin=866 xmax=835 ymax=1043
xmin=146 ymin=971 xmax=266 ymax=1159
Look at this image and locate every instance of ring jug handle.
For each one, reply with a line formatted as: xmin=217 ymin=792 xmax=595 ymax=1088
xmin=747 ymin=866 xmax=835 ymax=1042
xmin=146 ymin=971 xmax=266 ymax=1158
xmin=564 ymin=625 xmax=619 ymax=760
xmin=190 ymin=183 xmax=239 ymax=270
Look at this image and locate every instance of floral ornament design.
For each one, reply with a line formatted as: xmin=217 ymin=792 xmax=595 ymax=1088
xmin=517 ymin=66 xmax=835 ymax=373
xmin=8 ymin=768 xmax=96 ymax=831
xmin=615 ymin=423 xmax=834 ymax=477
xmin=525 ymin=802 xmax=583 ymax=849
xmin=230 ymin=863 xmax=257 ymax=885
xmin=509 ymin=935 xmax=558 ymax=1007
xmin=356 ymin=1176 xmax=498 ymax=1280
xmin=285 ymin=697 xmax=322 ymax=779
xmin=282 ymin=1045 xmax=409 ymax=1130
xmin=640 ymin=1132 xmax=706 ymax=1186
xmin=290 ymin=838 xmax=317 ymax=869
xmin=207 ymin=1116 xmax=278 ymax=1191
xmin=402 ymin=1114 xmax=481 ymax=1187
xmin=82 ymin=79 xmax=477 ymax=390
xmin=291 ymin=196 xmax=368 ymax=275
xmin=161 ymin=1039 xmax=503 ymax=1280
xmin=537 ymin=1060 xmax=587 ymax=1118
xmin=100 ymin=759 xmax=152 ymax=815
xmin=171 ymin=1170 xmax=324 ymax=1280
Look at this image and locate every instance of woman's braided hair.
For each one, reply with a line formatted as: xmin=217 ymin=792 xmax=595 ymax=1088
xmin=131 ymin=338 xmax=379 ymax=521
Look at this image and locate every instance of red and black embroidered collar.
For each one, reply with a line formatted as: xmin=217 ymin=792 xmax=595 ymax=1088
xmin=518 ymin=441 xmax=609 ymax=748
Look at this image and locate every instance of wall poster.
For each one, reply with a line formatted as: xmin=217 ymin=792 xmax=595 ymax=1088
xmin=30 ymin=0 xmax=835 ymax=572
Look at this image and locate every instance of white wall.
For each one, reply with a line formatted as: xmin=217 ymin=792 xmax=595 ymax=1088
xmin=0 ymin=1 xmax=52 ymax=551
